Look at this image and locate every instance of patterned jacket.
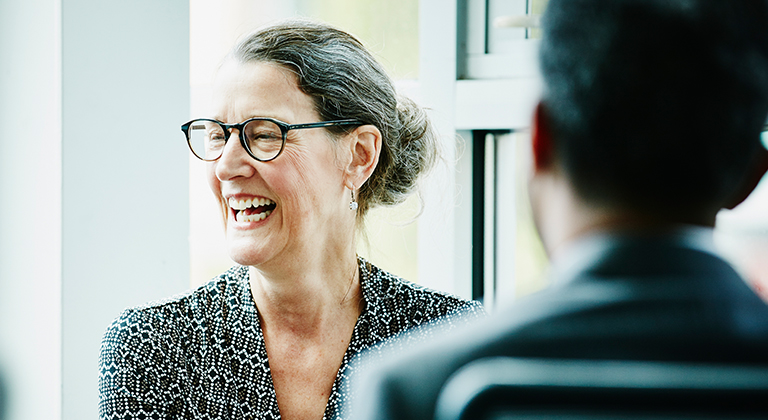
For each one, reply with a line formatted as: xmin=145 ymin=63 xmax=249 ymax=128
xmin=99 ymin=257 xmax=484 ymax=419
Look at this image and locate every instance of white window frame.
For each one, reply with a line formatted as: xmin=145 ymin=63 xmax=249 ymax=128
xmin=418 ymin=0 xmax=542 ymax=309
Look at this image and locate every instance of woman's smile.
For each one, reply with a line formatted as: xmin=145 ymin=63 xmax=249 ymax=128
xmin=228 ymin=196 xmax=277 ymax=224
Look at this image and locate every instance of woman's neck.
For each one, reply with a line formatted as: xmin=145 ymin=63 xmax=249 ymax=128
xmin=248 ymin=249 xmax=362 ymax=337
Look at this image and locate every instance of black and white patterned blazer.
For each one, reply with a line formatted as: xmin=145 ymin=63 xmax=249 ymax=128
xmin=99 ymin=257 xmax=484 ymax=419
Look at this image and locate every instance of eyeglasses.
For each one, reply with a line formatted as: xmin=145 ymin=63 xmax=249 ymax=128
xmin=181 ymin=117 xmax=362 ymax=162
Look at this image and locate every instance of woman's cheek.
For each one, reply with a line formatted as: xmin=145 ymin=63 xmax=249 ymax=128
xmin=206 ymin=163 xmax=228 ymax=228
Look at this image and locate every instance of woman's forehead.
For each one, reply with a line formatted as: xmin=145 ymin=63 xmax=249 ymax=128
xmin=211 ymin=60 xmax=317 ymax=123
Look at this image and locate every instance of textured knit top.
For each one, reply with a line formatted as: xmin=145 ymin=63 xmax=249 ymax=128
xmin=99 ymin=257 xmax=484 ymax=419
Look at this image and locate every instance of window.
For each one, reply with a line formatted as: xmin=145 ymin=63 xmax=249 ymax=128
xmin=453 ymin=0 xmax=550 ymax=309
xmin=458 ymin=129 xmax=547 ymax=311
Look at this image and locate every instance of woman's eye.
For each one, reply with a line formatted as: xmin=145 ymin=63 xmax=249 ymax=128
xmin=210 ymin=133 xmax=225 ymax=141
xmin=245 ymin=120 xmax=283 ymax=142
xmin=207 ymin=132 xmax=226 ymax=146
xmin=246 ymin=127 xmax=282 ymax=143
xmin=253 ymin=132 xmax=281 ymax=141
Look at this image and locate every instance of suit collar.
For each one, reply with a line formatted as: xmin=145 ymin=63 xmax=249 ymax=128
xmin=548 ymin=226 xmax=722 ymax=288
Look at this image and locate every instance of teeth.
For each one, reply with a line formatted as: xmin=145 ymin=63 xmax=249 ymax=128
xmin=237 ymin=210 xmax=273 ymax=223
xmin=228 ymin=197 xmax=275 ymax=210
xmin=229 ymin=197 xmax=275 ymax=223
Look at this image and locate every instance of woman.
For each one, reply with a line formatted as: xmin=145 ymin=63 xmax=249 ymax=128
xmin=99 ymin=20 xmax=483 ymax=420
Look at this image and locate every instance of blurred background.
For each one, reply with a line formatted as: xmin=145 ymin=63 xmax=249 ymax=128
xmin=1 ymin=0 xmax=766 ymax=418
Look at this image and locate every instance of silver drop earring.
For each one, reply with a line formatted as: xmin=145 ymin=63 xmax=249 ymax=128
xmin=349 ymin=189 xmax=358 ymax=211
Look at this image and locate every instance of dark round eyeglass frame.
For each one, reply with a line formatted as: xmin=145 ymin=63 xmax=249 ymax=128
xmin=181 ymin=117 xmax=363 ymax=162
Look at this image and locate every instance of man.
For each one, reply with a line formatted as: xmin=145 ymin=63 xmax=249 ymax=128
xmin=350 ymin=1 xmax=768 ymax=419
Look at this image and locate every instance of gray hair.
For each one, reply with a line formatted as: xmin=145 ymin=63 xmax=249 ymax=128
xmin=231 ymin=19 xmax=438 ymax=218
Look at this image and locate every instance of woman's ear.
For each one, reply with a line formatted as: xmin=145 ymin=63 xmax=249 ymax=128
xmin=343 ymin=124 xmax=382 ymax=189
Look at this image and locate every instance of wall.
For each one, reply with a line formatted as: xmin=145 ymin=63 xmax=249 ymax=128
xmin=61 ymin=1 xmax=190 ymax=417
xmin=0 ymin=0 xmax=191 ymax=418
xmin=0 ymin=1 xmax=62 ymax=418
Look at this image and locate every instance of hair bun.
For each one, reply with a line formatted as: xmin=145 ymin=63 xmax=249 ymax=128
xmin=361 ymin=95 xmax=438 ymax=211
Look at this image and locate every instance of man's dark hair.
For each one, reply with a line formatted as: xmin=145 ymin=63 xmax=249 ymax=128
xmin=540 ymin=0 xmax=768 ymax=215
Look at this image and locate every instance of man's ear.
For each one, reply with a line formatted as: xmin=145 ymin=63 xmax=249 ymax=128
xmin=532 ymin=102 xmax=556 ymax=172
xmin=724 ymin=145 xmax=768 ymax=209
xmin=343 ymin=124 xmax=382 ymax=190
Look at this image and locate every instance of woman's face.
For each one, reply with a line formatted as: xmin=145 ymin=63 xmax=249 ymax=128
xmin=208 ymin=60 xmax=352 ymax=268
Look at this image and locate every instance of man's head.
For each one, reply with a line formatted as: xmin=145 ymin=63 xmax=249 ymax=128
xmin=531 ymin=0 xmax=768 ymax=247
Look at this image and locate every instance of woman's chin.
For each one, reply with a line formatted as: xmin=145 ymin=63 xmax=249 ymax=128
xmin=228 ymin=252 xmax=266 ymax=267
xmin=225 ymin=241 xmax=275 ymax=267
xmin=224 ymin=218 xmax=282 ymax=267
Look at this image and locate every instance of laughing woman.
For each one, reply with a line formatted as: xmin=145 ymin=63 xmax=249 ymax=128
xmin=98 ymin=20 xmax=483 ymax=420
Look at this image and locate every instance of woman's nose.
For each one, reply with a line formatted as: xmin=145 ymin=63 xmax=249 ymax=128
xmin=214 ymin=131 xmax=256 ymax=181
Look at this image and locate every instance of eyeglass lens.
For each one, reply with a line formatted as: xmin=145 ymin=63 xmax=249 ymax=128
xmin=187 ymin=119 xmax=285 ymax=161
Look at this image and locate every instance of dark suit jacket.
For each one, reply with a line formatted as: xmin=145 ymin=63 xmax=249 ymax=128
xmin=350 ymin=231 xmax=768 ymax=420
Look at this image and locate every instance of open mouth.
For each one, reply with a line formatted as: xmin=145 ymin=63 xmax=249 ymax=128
xmin=228 ymin=197 xmax=277 ymax=223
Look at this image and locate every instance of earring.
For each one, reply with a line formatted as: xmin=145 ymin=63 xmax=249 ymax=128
xmin=349 ymin=189 xmax=358 ymax=211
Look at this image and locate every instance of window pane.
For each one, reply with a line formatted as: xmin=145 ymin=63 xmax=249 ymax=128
xmin=529 ymin=0 xmax=550 ymax=39
xmin=715 ymin=134 xmax=768 ymax=303
xmin=296 ymin=0 xmax=419 ymax=79
xmin=494 ymin=131 xmax=548 ymax=306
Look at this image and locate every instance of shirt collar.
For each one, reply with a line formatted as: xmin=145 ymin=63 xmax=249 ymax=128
xmin=547 ymin=225 xmax=718 ymax=288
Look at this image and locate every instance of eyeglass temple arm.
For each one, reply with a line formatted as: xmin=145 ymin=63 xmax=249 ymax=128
xmin=287 ymin=119 xmax=362 ymax=130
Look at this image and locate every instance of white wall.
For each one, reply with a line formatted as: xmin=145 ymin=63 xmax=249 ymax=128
xmin=0 ymin=1 xmax=62 ymax=419
xmin=0 ymin=0 xmax=191 ymax=418
xmin=61 ymin=0 xmax=190 ymax=418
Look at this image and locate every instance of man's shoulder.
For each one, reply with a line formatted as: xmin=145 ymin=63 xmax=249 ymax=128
xmin=351 ymin=248 xmax=768 ymax=420
xmin=349 ymin=304 xmax=530 ymax=420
